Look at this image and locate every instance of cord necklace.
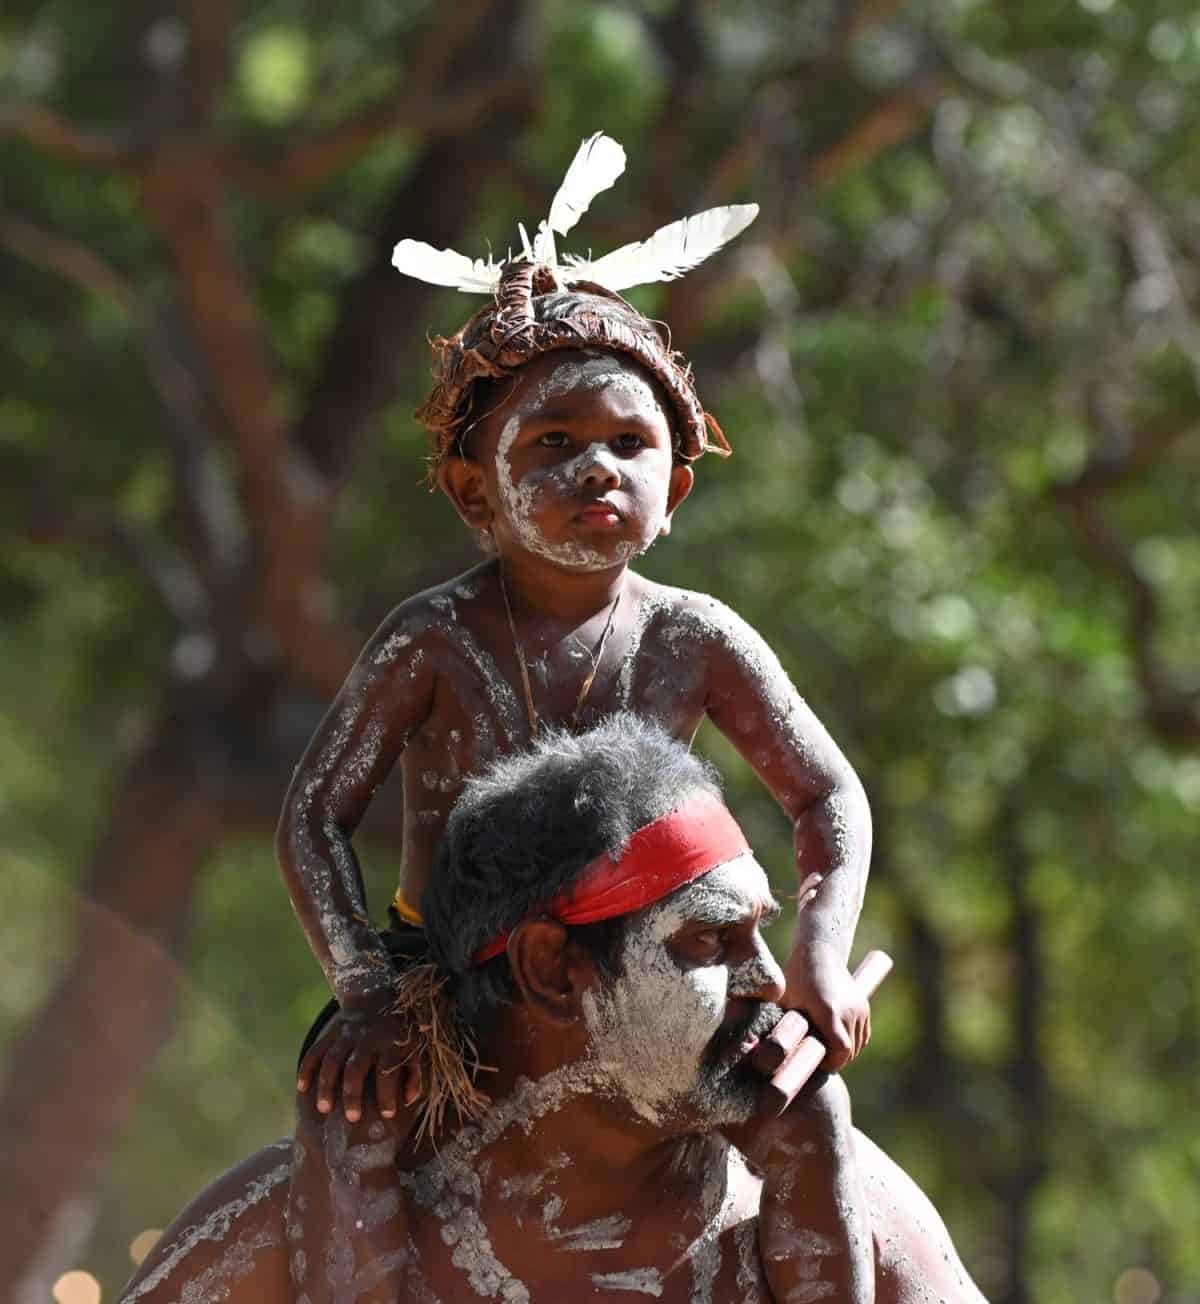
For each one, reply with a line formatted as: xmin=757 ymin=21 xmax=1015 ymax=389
xmin=499 ymin=566 xmax=622 ymax=736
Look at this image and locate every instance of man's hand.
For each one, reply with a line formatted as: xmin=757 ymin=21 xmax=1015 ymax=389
xmin=784 ymin=940 xmax=871 ymax=1071
xmin=297 ymin=1003 xmax=422 ymax=1123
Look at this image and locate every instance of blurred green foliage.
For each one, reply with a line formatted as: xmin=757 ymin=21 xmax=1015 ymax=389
xmin=2 ymin=2 xmax=1198 ymax=1301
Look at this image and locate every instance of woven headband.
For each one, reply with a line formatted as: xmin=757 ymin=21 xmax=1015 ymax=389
xmin=472 ymin=789 xmax=751 ymax=965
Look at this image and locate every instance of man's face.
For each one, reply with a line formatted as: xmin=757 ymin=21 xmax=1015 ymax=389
xmin=581 ymin=855 xmax=786 ymax=1129
xmin=467 ymin=349 xmax=691 ymax=572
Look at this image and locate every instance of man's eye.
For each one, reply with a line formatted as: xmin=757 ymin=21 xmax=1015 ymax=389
xmin=539 ymin=431 xmax=569 ymax=447
xmin=614 ymin=432 xmax=644 ymax=452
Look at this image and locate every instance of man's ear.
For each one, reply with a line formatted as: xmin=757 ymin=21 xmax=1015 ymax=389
xmin=438 ymin=457 xmax=494 ymax=533
xmin=658 ymin=463 xmax=694 ymax=537
xmin=506 ymin=919 xmax=594 ymax=1025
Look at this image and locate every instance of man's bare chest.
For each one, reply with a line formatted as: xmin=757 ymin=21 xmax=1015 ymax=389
xmin=398 ymin=1210 xmax=771 ymax=1302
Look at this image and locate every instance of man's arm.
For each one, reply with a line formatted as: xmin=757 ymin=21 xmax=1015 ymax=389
xmin=726 ymin=1075 xmax=875 ymax=1303
xmin=696 ymin=593 xmax=873 ymax=1067
xmin=728 ymin=1101 xmax=988 ymax=1304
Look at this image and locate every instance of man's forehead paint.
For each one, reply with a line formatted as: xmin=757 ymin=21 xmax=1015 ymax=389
xmin=643 ymin=856 xmax=775 ymax=941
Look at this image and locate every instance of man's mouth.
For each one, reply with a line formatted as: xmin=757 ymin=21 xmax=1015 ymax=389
xmin=710 ymin=1003 xmax=783 ymax=1066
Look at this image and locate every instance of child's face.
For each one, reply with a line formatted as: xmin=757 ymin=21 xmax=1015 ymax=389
xmin=443 ymin=349 xmax=694 ymax=572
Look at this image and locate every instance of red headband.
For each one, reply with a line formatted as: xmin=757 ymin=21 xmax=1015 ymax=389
xmin=472 ymin=789 xmax=750 ymax=965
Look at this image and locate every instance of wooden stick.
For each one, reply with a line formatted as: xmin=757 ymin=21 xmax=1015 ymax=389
xmin=750 ymin=1008 xmax=810 ymax=1075
xmin=758 ymin=950 xmax=893 ymax=1116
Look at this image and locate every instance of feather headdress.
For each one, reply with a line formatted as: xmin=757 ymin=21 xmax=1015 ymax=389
xmin=392 ymin=132 xmax=758 ymax=294
xmin=403 ymin=132 xmax=757 ymax=468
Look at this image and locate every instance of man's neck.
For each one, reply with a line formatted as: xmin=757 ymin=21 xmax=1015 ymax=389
xmin=414 ymin=1059 xmax=706 ymax=1221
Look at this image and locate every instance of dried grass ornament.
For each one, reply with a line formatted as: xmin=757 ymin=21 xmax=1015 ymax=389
xmin=390 ymin=961 xmax=495 ymax=1145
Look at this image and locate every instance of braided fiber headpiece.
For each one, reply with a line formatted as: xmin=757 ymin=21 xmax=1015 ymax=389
xmin=416 ymin=261 xmax=730 ymax=470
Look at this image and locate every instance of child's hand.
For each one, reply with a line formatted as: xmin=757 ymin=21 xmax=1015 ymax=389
xmin=783 ymin=941 xmax=871 ymax=1071
xmin=297 ymin=1003 xmax=422 ymax=1122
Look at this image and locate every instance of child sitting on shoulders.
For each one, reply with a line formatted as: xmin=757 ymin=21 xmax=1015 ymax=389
xmin=276 ymin=133 xmax=875 ymax=1302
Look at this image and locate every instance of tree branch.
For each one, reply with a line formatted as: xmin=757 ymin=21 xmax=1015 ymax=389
xmin=394 ymin=0 xmax=500 ymax=100
xmin=0 ymin=211 xmax=238 ymax=610
xmin=291 ymin=0 xmax=536 ymax=485
xmin=0 ymin=102 xmax=138 ymax=170
xmin=845 ymin=0 xmax=910 ymax=49
xmin=0 ymin=211 xmax=137 ymax=309
xmin=22 ymin=494 xmax=206 ymax=629
xmin=996 ymin=789 xmax=1048 ymax=1304
xmin=1052 ymin=413 xmax=1200 ymax=745
xmin=226 ymin=70 xmax=530 ymax=197
xmin=802 ymin=79 xmax=942 ymax=193
xmin=184 ymin=0 xmax=236 ymax=126
xmin=0 ymin=719 xmax=223 ymax=1295
xmin=1054 ymin=483 xmax=1199 ymax=744
xmin=139 ymin=149 xmax=358 ymax=697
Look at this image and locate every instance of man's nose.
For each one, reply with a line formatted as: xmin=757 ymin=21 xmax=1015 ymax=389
xmin=731 ymin=938 xmax=786 ymax=1004
xmin=575 ymin=443 xmax=621 ymax=489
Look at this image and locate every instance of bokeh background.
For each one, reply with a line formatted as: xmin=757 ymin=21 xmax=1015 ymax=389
xmin=2 ymin=2 xmax=1197 ymax=1301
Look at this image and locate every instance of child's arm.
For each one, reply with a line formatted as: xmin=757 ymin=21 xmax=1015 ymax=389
xmin=276 ymin=604 xmax=435 ymax=1118
xmin=696 ymin=596 xmax=873 ymax=1069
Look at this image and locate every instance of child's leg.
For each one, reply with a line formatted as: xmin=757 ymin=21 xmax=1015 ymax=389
xmin=287 ymin=1082 xmax=414 ymax=1304
xmin=756 ymin=1073 xmax=875 ymax=1304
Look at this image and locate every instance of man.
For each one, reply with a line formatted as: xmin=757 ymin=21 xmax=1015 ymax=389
xmin=122 ymin=717 xmax=984 ymax=1303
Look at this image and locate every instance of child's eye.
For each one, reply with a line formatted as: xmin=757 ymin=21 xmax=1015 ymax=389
xmin=539 ymin=431 xmax=570 ymax=448
xmin=613 ymin=432 xmax=644 ymax=452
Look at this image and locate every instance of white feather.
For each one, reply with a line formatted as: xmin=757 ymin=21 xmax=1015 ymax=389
xmin=561 ymin=203 xmax=759 ymax=291
xmin=532 ymin=220 xmax=556 ymax=266
xmin=546 ymin=132 xmax=628 ymax=237
xmin=390 ymin=239 xmax=502 ymax=294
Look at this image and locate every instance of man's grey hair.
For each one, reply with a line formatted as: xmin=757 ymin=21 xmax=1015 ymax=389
xmin=421 ymin=713 xmax=722 ymax=1025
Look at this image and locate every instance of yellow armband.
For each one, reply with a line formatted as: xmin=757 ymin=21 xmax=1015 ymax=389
xmin=393 ymin=885 xmax=424 ymax=926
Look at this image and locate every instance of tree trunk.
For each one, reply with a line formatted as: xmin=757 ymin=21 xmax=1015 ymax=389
xmin=0 ymin=717 xmax=225 ymax=1300
xmin=997 ymin=800 xmax=1047 ymax=1304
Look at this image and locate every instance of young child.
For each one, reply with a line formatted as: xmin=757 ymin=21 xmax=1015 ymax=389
xmin=277 ymin=134 xmax=875 ymax=1298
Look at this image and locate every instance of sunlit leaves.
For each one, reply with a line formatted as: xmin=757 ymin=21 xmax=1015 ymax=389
xmin=237 ymin=26 xmax=312 ymax=123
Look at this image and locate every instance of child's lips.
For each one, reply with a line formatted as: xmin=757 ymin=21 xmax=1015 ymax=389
xmin=576 ymin=502 xmax=623 ymax=527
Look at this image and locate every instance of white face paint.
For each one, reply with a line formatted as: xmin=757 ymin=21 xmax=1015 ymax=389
xmin=581 ymin=855 xmax=784 ymax=1127
xmin=493 ymin=353 xmax=674 ymax=572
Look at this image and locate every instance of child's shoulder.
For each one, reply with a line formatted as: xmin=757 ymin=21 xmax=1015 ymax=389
xmin=634 ymin=577 xmax=758 ymax=648
xmin=632 ymin=577 xmax=784 ymax=691
xmin=362 ymin=563 xmax=495 ymax=666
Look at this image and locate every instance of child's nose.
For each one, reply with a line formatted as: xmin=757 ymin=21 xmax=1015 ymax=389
xmin=575 ymin=444 xmax=621 ymax=489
